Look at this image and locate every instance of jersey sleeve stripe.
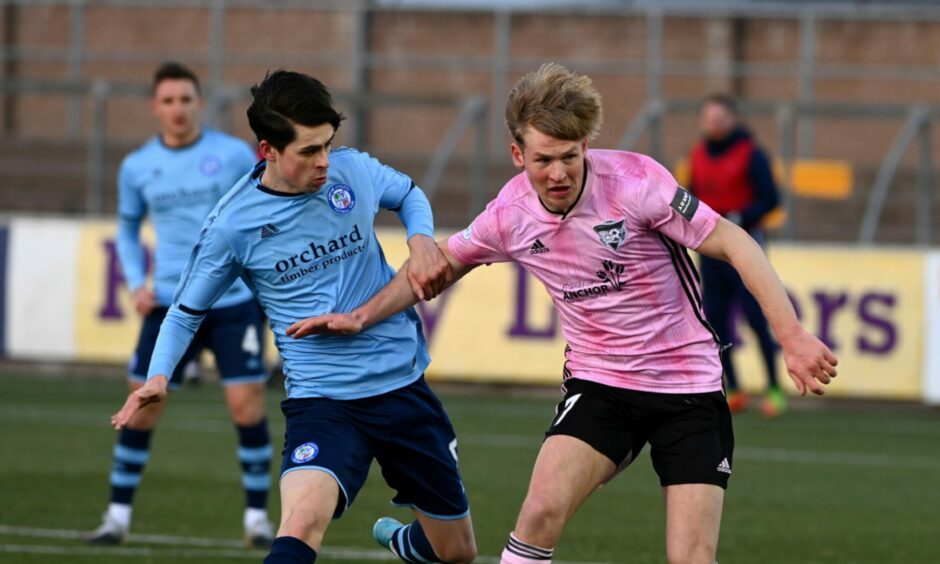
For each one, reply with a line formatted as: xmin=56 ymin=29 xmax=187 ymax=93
xmin=178 ymin=303 xmax=209 ymax=316
xmin=387 ymin=181 xmax=416 ymax=212
xmin=658 ymin=234 xmax=722 ymax=346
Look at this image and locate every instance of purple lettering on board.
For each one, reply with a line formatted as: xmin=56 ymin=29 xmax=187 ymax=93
xmin=99 ymin=238 xmax=151 ymax=320
xmin=728 ymin=302 xmax=742 ymax=346
xmin=415 ymin=288 xmax=454 ymax=348
xmin=787 ymin=289 xmax=802 ymax=321
xmin=99 ymin=240 xmax=125 ymax=319
xmin=813 ymin=291 xmax=848 ymax=351
xmin=727 ymin=290 xmax=799 ymax=347
xmin=508 ymin=263 xmax=557 ymax=338
xmin=856 ymin=292 xmax=897 ymax=354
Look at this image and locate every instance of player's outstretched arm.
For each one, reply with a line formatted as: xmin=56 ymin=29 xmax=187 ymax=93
xmin=287 ymin=242 xmax=473 ymax=338
xmin=696 ymin=218 xmax=838 ymax=396
xmin=111 ymin=375 xmax=169 ymax=430
xmin=406 ymin=234 xmax=454 ymax=301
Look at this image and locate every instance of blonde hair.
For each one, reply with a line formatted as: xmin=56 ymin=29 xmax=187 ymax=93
xmin=505 ymin=63 xmax=603 ymax=147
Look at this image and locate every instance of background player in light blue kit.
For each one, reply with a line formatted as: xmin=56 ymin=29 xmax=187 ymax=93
xmin=88 ymin=62 xmax=276 ymax=547
xmin=110 ymin=70 xmax=477 ymax=564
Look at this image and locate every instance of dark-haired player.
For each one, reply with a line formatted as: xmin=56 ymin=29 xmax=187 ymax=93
xmin=110 ymin=70 xmax=476 ymax=564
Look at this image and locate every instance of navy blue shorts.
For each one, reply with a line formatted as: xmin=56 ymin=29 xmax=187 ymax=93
xmin=129 ymin=300 xmax=267 ymax=390
xmin=280 ymin=376 xmax=469 ymax=520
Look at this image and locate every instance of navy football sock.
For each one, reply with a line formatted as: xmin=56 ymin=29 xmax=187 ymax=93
xmin=236 ymin=418 xmax=272 ymax=509
xmin=110 ymin=428 xmax=153 ymax=505
xmin=264 ymin=536 xmax=317 ymax=563
xmin=390 ymin=520 xmax=442 ymax=563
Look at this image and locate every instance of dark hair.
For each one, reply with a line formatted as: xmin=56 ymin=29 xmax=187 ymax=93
xmin=247 ymin=70 xmax=345 ymax=151
xmin=702 ymin=93 xmax=739 ymax=116
xmin=152 ymin=61 xmax=201 ymax=95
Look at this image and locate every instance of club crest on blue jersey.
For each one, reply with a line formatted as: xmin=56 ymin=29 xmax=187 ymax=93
xmin=291 ymin=442 xmax=319 ymax=464
xmin=327 ymin=184 xmax=356 ymax=214
xmin=201 ymin=154 xmax=223 ymax=176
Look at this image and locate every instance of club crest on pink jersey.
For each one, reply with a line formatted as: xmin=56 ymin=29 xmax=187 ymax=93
xmin=593 ymin=219 xmax=626 ymax=250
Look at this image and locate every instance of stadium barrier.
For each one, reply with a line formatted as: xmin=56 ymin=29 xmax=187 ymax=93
xmin=2 ymin=215 xmax=938 ymax=403
xmin=925 ymin=252 xmax=940 ymax=405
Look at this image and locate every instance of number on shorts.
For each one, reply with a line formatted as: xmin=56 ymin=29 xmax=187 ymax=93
xmin=553 ymin=393 xmax=582 ymax=427
xmin=448 ymin=438 xmax=459 ymax=462
xmin=241 ymin=324 xmax=261 ymax=356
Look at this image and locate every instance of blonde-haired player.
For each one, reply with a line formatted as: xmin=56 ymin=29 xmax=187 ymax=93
xmin=289 ymin=63 xmax=837 ymax=564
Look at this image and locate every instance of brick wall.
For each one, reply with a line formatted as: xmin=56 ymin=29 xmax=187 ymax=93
xmin=1 ymin=5 xmax=937 ymax=241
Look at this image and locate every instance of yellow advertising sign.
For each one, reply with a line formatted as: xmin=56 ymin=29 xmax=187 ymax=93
xmin=377 ymin=231 xmax=567 ymax=385
xmin=733 ymin=246 xmax=923 ymax=399
xmin=385 ymin=235 xmax=924 ymax=399
xmin=74 ymin=220 xmax=155 ymax=361
xmin=71 ymin=220 xmax=925 ymax=400
xmin=73 ymin=220 xmax=280 ymax=367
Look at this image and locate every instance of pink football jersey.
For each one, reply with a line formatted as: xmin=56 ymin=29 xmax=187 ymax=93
xmin=448 ymin=149 xmax=724 ymax=393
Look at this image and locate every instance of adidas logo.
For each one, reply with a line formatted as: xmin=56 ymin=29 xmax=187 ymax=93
xmin=260 ymin=223 xmax=280 ymax=239
xmin=717 ymin=458 xmax=732 ymax=475
xmin=529 ymin=239 xmax=550 ymax=255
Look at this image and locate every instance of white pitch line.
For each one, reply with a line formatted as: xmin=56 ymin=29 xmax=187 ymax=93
xmin=457 ymin=434 xmax=940 ymax=470
xmin=0 ymin=525 xmax=606 ymax=564
xmin=0 ymin=525 xmax=392 ymax=560
xmin=2 ymin=401 xmax=938 ymax=470
xmin=735 ymin=447 xmax=940 ymax=470
xmin=7 ymin=399 xmax=940 ymax=438
xmin=0 ymin=542 xmax=266 ymax=560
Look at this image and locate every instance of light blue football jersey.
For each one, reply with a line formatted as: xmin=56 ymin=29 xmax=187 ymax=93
xmin=149 ymin=148 xmax=435 ymax=400
xmin=116 ymin=127 xmax=257 ymax=308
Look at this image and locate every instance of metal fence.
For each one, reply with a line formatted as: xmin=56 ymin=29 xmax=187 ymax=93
xmin=620 ymin=98 xmax=937 ymax=245
xmin=0 ymin=0 xmax=938 ymax=241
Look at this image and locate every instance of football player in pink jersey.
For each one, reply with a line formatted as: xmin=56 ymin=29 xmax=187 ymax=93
xmin=286 ymin=64 xmax=838 ymax=564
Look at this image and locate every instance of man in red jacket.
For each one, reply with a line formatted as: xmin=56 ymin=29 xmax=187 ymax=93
xmin=688 ymin=93 xmax=784 ymax=417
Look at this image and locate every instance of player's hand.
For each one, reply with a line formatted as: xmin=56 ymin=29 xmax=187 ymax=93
xmin=134 ymin=288 xmax=156 ymax=316
xmin=779 ymin=329 xmax=838 ymax=396
xmin=111 ymin=376 xmax=168 ymax=430
xmin=406 ymin=235 xmax=453 ymax=301
xmin=286 ymin=313 xmax=365 ymax=338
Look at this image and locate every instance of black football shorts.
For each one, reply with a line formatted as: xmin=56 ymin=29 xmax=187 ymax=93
xmin=545 ymin=378 xmax=734 ymax=489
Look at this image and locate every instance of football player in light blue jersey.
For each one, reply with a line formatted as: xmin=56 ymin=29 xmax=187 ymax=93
xmin=111 ymin=71 xmax=477 ymax=564
xmin=89 ymin=62 xmax=276 ymax=548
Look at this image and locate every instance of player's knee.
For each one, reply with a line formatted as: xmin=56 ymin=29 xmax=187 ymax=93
xmin=277 ymin=507 xmax=330 ymax=543
xmin=127 ymin=400 xmax=165 ymax=430
xmin=229 ymin=402 xmax=264 ymax=426
xmin=666 ymin=538 xmax=717 ymax=564
xmin=434 ymin=538 xmax=477 ymax=564
xmin=227 ymin=389 xmax=265 ymax=425
xmin=518 ymin=491 xmax=567 ymax=537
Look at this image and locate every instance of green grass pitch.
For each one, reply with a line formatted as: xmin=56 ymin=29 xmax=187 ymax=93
xmin=1 ymin=369 xmax=938 ymax=563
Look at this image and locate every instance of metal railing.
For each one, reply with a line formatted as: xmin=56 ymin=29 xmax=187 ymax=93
xmin=858 ymin=107 xmax=934 ymax=245
xmin=0 ymin=77 xmax=489 ymax=220
xmin=1 ymin=0 xmax=939 ymax=237
xmin=618 ymin=99 xmax=939 ymax=245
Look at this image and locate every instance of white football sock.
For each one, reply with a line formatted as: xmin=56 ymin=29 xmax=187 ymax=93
xmin=107 ymin=503 xmax=132 ymax=528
